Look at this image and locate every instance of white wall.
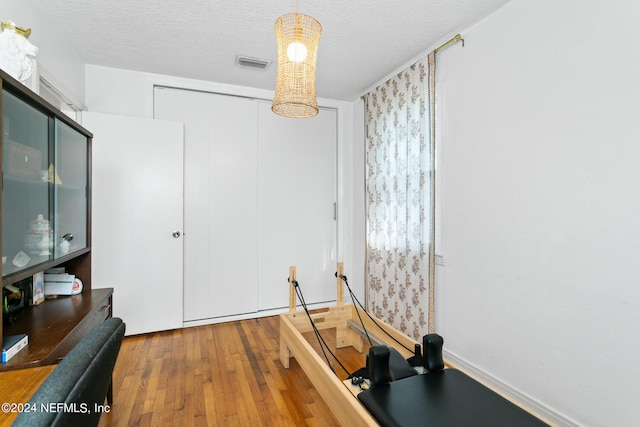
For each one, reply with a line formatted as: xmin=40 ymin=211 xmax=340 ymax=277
xmin=84 ymin=65 xmax=366 ymax=302
xmin=436 ymin=1 xmax=640 ymax=425
xmin=3 ymin=0 xmax=85 ymax=102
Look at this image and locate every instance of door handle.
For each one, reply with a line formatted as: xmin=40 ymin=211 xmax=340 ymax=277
xmin=172 ymin=231 xmax=181 ymax=238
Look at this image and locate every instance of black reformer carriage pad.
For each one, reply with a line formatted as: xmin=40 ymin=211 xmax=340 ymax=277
xmin=358 ymin=335 xmax=549 ymax=427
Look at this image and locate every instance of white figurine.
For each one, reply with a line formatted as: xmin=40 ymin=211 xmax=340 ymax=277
xmin=0 ymin=21 xmax=38 ymax=82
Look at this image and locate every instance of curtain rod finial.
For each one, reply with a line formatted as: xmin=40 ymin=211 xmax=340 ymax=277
xmin=435 ymin=34 xmax=464 ymax=53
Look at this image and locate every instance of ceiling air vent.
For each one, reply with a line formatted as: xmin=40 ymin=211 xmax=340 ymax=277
xmin=234 ymin=55 xmax=272 ymax=71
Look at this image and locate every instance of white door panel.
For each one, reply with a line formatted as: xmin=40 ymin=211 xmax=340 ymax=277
xmin=153 ymin=88 xmax=337 ymax=320
xmin=257 ymin=102 xmax=337 ymax=309
xmin=154 ymin=88 xmax=259 ymax=321
xmin=257 ymin=106 xmax=298 ymax=310
xmin=297 ymin=108 xmax=338 ymax=304
xmin=82 ymin=111 xmax=184 ymax=335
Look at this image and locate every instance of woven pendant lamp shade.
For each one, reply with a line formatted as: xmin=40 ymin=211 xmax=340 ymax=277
xmin=272 ymin=13 xmax=322 ymax=118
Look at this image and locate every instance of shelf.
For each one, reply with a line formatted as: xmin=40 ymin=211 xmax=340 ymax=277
xmin=2 ymin=254 xmax=51 ymax=279
xmin=3 ymin=173 xmax=87 ymax=191
xmin=2 ymin=173 xmax=48 ymax=186
xmin=0 ymin=288 xmax=112 ymax=372
xmin=2 ymin=248 xmax=91 ymax=287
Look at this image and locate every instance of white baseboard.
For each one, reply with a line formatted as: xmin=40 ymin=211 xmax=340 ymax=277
xmin=444 ymin=349 xmax=581 ymax=427
xmin=182 ymin=300 xmax=337 ymax=328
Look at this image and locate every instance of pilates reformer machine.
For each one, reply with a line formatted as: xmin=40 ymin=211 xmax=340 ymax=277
xmin=280 ymin=263 xmax=551 ymax=427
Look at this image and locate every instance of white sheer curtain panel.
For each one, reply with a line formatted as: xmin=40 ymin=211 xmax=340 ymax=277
xmin=365 ymin=54 xmax=435 ymax=340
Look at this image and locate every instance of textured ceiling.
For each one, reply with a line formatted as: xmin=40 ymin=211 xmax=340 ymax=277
xmin=32 ymin=0 xmax=510 ymax=101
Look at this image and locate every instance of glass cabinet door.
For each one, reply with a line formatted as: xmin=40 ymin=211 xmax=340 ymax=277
xmin=2 ymin=89 xmax=52 ymax=276
xmin=53 ymin=119 xmax=88 ymax=259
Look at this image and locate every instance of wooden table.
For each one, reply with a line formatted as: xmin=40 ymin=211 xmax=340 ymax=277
xmin=0 ymin=365 xmax=56 ymax=426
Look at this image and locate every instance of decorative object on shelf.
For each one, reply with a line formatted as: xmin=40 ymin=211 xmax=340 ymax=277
xmin=31 ymin=271 xmax=45 ymax=305
xmin=2 ymin=284 xmax=25 ymax=325
xmin=44 ymin=273 xmax=82 ymax=296
xmin=12 ymin=251 xmax=30 ymax=268
xmin=0 ymin=20 xmax=38 ymax=84
xmin=60 ymin=233 xmax=73 ymax=254
xmin=24 ymin=214 xmax=54 ymax=255
xmin=272 ymin=0 xmax=322 ymax=118
xmin=59 ymin=239 xmax=70 ymax=255
xmin=24 ymin=229 xmax=41 ymax=254
xmin=36 ymin=234 xmax=52 ymax=256
xmin=4 ymin=140 xmax=43 ymax=180
xmin=48 ymin=163 xmax=63 ymax=185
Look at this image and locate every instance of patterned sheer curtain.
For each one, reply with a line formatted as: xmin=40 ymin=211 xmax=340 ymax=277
xmin=365 ymin=53 xmax=436 ymax=340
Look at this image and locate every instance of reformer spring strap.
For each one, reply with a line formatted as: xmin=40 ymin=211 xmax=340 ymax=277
xmin=290 ymin=278 xmax=351 ymax=377
xmin=336 ymin=273 xmax=416 ymax=356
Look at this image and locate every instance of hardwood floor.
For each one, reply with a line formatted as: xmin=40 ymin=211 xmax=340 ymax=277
xmin=98 ymin=315 xmax=369 ymax=426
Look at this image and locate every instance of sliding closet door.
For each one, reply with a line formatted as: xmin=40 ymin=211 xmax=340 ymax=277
xmin=154 ymin=87 xmax=258 ymax=321
xmin=257 ymin=101 xmax=337 ymax=310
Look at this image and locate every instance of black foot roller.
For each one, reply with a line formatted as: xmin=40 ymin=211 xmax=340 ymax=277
xmin=368 ymin=345 xmax=392 ymax=386
xmin=423 ymin=333 xmax=444 ymax=372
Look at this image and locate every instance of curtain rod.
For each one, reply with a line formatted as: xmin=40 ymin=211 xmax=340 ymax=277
xmin=434 ymin=34 xmax=464 ymax=53
xmin=359 ymin=34 xmax=464 ymax=100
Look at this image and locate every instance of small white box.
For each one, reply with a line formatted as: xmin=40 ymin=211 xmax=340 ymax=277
xmin=2 ymin=334 xmax=28 ymax=363
xmin=44 ymin=274 xmax=81 ymax=296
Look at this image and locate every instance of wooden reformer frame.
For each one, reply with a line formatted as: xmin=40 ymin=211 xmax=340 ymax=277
xmin=279 ymin=262 xmax=420 ymax=426
xmin=280 ymin=263 xmax=552 ymax=427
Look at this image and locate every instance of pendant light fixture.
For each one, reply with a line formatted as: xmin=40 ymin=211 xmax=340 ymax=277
xmin=272 ymin=1 xmax=322 ymax=118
